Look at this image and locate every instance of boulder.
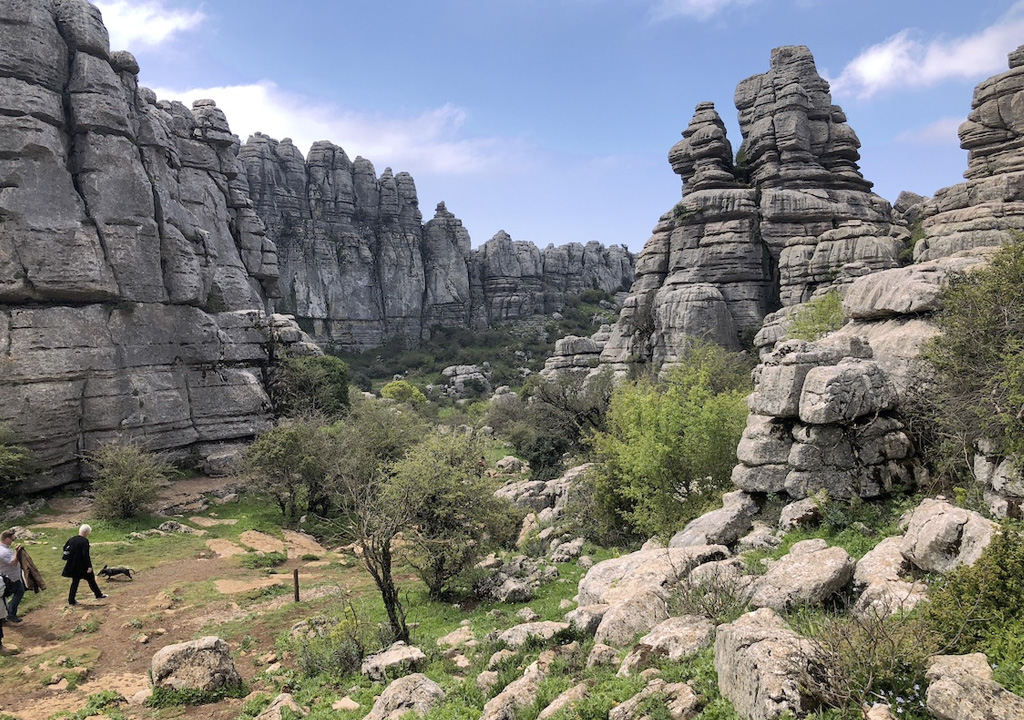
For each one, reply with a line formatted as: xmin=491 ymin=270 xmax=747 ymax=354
xmin=609 ymin=679 xmax=702 ymax=720
xmin=365 ymin=673 xmax=446 ymax=720
xmin=254 ymin=694 xmax=306 ymax=720
xmin=361 ymin=642 xmax=426 ymax=681
xmin=901 ymin=499 xmax=997 ymax=574
xmin=778 ymin=497 xmax=821 ymax=531
xmin=854 ymin=536 xmax=910 ymax=587
xmin=747 ymin=540 xmax=855 ymax=611
xmin=577 ymin=545 xmax=729 ymax=606
xmin=594 ymin=589 xmax=670 ymax=647
xmin=565 ymin=604 xmax=609 ymax=636
xmin=481 ymin=650 xmax=556 ymax=720
xmin=586 ymin=643 xmax=619 ymax=668
xmin=617 ymin=615 xmax=715 ymax=676
xmin=798 ymin=360 xmax=897 ymax=425
xmin=853 ymin=580 xmax=929 ymax=620
xmin=497 ymin=621 xmax=569 ymax=649
xmin=537 ymin=682 xmax=588 ymax=720
xmin=926 ymin=653 xmax=1024 ymax=720
xmin=669 ymin=491 xmax=757 ymax=548
xmin=715 ymin=608 xmax=819 ymax=720
xmin=150 ymin=636 xmax=242 ymax=692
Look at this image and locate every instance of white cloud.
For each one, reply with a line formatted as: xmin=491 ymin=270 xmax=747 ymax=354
xmin=896 ymin=117 xmax=963 ymax=147
xmin=830 ymin=3 xmax=1024 ymax=99
xmin=649 ymin=0 xmax=760 ymax=20
xmin=150 ymin=81 xmax=531 ymax=176
xmin=93 ymin=0 xmax=205 ymax=50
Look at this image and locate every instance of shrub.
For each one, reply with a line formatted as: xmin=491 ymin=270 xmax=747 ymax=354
xmin=380 ymin=379 xmax=426 ymax=406
xmin=294 ymin=607 xmax=370 ymax=679
xmin=0 ymin=425 xmax=35 ymax=495
xmin=273 ymin=354 xmax=350 ymax=419
xmin=797 ymin=608 xmax=938 ymax=720
xmin=786 ymin=290 xmax=845 ymax=341
xmin=920 ymin=525 xmax=1024 ymax=677
xmin=589 ymin=341 xmax=752 ymax=538
xmin=89 ymin=441 xmax=172 ymax=520
xmin=916 ymin=238 xmax=1024 ymax=482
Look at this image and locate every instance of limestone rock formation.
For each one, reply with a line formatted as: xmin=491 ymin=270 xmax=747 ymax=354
xmin=240 ymin=137 xmax=636 ymax=351
xmin=916 ymin=46 xmax=1024 ymax=261
xmin=150 ymin=636 xmax=242 ymax=692
xmin=595 ymin=46 xmax=905 ymax=375
xmin=0 ymin=0 xmax=311 ymax=488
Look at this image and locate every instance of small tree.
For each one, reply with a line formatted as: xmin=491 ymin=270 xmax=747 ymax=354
xmin=787 ymin=291 xmax=845 ymax=341
xmin=245 ymin=415 xmax=337 ymax=522
xmin=274 ymin=354 xmax=351 ymax=419
xmin=589 ymin=341 xmax=752 ymax=538
xmin=90 ymin=441 xmax=172 ymax=520
xmin=380 ymin=379 xmax=426 ymax=406
xmin=0 ymin=425 xmax=35 ymax=495
xmin=388 ymin=431 xmax=519 ymax=599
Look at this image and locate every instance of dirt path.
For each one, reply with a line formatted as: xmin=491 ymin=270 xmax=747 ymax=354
xmin=0 ymin=478 xmax=361 ymax=720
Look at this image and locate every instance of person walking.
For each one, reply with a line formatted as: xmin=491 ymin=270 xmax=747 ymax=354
xmin=61 ymin=525 xmax=107 ymax=606
xmin=0 ymin=530 xmax=24 ymax=623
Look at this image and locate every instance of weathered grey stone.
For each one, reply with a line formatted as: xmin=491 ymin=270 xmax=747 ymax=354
xmin=360 ymin=642 xmax=426 ymax=681
xmin=565 ymin=604 xmax=609 ymax=636
xmin=537 ymin=683 xmax=589 ymax=720
xmin=150 ymin=636 xmax=242 ymax=692
xmin=926 ymin=653 xmax=1024 ymax=720
xmin=901 ymin=498 xmax=997 ymax=574
xmin=617 ymin=615 xmax=715 ymax=676
xmin=254 ymin=694 xmax=306 ymax=720
xmin=609 ymin=679 xmax=702 ymax=720
xmin=715 ymin=608 xmax=819 ymax=720
xmin=586 ymin=643 xmax=619 ymax=669
xmin=778 ymin=497 xmax=821 ymax=531
xmin=853 ymin=580 xmax=928 ymax=620
xmin=595 ymin=590 xmax=670 ymax=647
xmin=746 ymin=540 xmax=855 ymax=611
xmin=481 ymin=650 xmax=556 ymax=720
xmin=798 ymin=360 xmax=897 ymax=424
xmin=669 ymin=491 xmax=757 ymax=548
xmin=854 ymin=536 xmax=910 ymax=587
xmin=577 ymin=545 xmax=730 ymax=606
xmin=365 ymin=673 xmax=446 ymax=720
xmin=497 ymin=621 xmax=569 ymax=649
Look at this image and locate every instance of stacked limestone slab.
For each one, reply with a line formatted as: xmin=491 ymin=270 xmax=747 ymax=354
xmin=916 ymin=47 xmax=1024 ymax=261
xmin=240 ymin=136 xmax=636 ymax=352
xmin=0 ymin=0 xmax=307 ymax=487
xmin=596 ymin=46 xmax=906 ymax=374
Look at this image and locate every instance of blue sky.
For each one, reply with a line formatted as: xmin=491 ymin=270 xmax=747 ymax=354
xmin=93 ymin=0 xmax=1024 ymax=252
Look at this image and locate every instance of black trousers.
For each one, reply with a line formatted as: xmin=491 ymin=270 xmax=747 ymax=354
xmin=68 ymin=573 xmax=102 ymax=604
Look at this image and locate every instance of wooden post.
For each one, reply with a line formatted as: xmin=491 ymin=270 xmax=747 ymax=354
xmin=293 ymin=568 xmax=299 ymax=602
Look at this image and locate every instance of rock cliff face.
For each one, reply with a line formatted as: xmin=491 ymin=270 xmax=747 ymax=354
xmin=0 ymin=0 xmax=301 ymax=488
xmin=240 ymin=141 xmax=635 ymax=351
xmin=597 ymin=46 xmax=906 ymax=372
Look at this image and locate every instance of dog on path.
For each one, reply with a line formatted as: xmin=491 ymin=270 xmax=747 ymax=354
xmin=97 ymin=565 xmax=133 ymax=580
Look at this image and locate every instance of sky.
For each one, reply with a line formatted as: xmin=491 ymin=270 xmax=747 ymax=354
xmin=92 ymin=0 xmax=1024 ymax=252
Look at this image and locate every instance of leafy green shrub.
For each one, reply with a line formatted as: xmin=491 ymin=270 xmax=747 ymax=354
xmin=147 ymin=683 xmax=247 ymax=708
xmin=786 ymin=290 xmax=845 ymax=341
xmin=239 ymin=550 xmax=287 ymax=570
xmin=671 ymin=575 xmax=750 ymax=625
xmin=89 ymin=441 xmax=172 ymax=520
xmin=589 ymin=341 xmax=752 ymax=538
xmin=388 ymin=431 xmax=521 ymax=599
xmin=294 ymin=608 xmax=370 ymax=679
xmin=273 ymin=354 xmax=350 ymax=419
xmin=915 ymin=238 xmax=1024 ymax=482
xmin=380 ymin=379 xmax=426 ymax=405
xmin=0 ymin=425 xmax=35 ymax=495
xmin=920 ymin=525 xmax=1024 ymax=685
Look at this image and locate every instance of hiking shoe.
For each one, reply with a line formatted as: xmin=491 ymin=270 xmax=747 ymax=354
xmin=96 ymin=594 xmax=108 ymax=599
xmin=6 ymin=616 xmax=20 ymax=623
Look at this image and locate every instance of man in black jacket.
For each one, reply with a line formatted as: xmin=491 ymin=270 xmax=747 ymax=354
xmin=62 ymin=525 xmax=107 ymax=606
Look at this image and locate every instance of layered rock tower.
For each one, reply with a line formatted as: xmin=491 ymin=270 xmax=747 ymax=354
xmin=595 ymin=46 xmax=907 ymax=372
xmin=240 ymin=137 xmax=635 ymax=352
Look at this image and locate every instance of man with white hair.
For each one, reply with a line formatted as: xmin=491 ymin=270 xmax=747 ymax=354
xmin=61 ymin=525 xmax=107 ymax=606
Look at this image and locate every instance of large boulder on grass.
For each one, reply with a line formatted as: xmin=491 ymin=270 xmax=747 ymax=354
xmin=669 ymin=491 xmax=758 ymax=548
xmin=715 ymin=608 xmax=820 ymax=720
xmin=901 ymin=498 xmax=997 ymax=574
xmin=926 ymin=653 xmax=1024 ymax=720
xmin=577 ymin=545 xmax=729 ymax=606
xmin=497 ymin=621 xmax=569 ymax=649
xmin=361 ymin=642 xmax=426 ymax=681
xmin=594 ymin=589 xmax=669 ymax=647
xmin=609 ymin=678 xmax=702 ymax=720
xmin=618 ymin=615 xmax=715 ymax=676
xmin=365 ymin=673 xmax=446 ymax=720
xmin=150 ymin=636 xmax=242 ymax=692
xmin=746 ymin=539 xmax=854 ymax=611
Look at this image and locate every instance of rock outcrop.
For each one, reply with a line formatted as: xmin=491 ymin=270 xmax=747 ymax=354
xmin=240 ymin=136 xmax=635 ymax=351
xmin=595 ymin=46 xmax=905 ymax=374
xmin=150 ymin=636 xmax=242 ymax=692
xmin=0 ymin=0 xmax=322 ymax=488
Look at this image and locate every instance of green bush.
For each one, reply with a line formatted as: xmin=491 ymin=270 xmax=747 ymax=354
xmin=920 ymin=524 xmax=1024 ymax=688
xmin=381 ymin=379 xmax=427 ymax=405
xmin=239 ymin=551 xmax=287 ymax=570
xmin=588 ymin=341 xmax=752 ymax=538
xmin=916 ymin=238 xmax=1024 ymax=482
xmin=293 ymin=608 xmax=370 ymax=679
xmin=273 ymin=354 xmax=350 ymax=419
xmin=0 ymin=425 xmax=35 ymax=494
xmin=89 ymin=441 xmax=172 ymax=520
xmin=786 ymin=291 xmax=845 ymax=341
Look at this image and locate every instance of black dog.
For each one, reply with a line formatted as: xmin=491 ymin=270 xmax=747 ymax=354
xmin=98 ymin=565 xmax=133 ymax=580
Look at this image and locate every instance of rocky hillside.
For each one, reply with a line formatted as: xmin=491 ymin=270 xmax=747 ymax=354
xmin=240 ymin=134 xmax=635 ymax=352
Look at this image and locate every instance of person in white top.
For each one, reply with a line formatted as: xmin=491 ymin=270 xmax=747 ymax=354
xmin=0 ymin=530 xmax=24 ymax=623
